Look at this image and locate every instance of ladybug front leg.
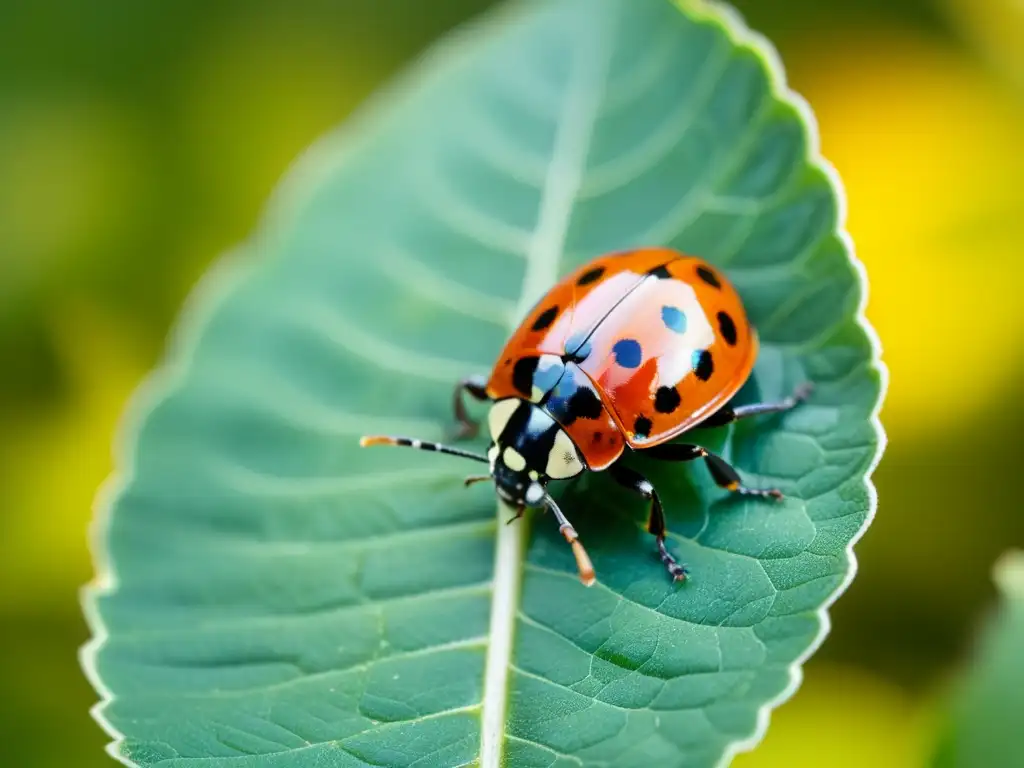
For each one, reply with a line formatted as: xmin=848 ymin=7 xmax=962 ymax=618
xmin=541 ymin=496 xmax=596 ymax=587
xmin=643 ymin=443 xmax=783 ymax=501
xmin=451 ymin=375 xmax=490 ymax=440
xmin=608 ymin=463 xmax=688 ymax=582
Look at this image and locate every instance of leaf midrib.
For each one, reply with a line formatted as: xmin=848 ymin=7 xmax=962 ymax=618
xmin=478 ymin=9 xmax=615 ymax=766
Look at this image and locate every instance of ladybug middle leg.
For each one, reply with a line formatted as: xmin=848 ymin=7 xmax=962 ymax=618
xmin=451 ymin=375 xmax=490 ymax=439
xmin=608 ymin=463 xmax=688 ymax=582
xmin=643 ymin=443 xmax=783 ymax=501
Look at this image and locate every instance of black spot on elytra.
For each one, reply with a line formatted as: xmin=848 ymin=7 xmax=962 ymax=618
xmin=556 ymin=386 xmax=604 ymax=428
xmin=654 ymin=385 xmax=681 ymax=414
xmin=531 ymin=305 xmax=559 ymax=332
xmin=696 ymin=265 xmax=721 ymax=289
xmin=647 ymin=264 xmax=672 ymax=279
xmin=717 ymin=311 xmax=737 ymax=346
xmin=577 ymin=266 xmax=605 ymax=286
xmin=692 ymin=349 xmax=714 ymax=381
xmin=568 ymin=387 xmax=603 ymax=420
xmin=612 ymin=338 xmax=643 ymax=369
xmin=633 ymin=416 xmax=653 ymax=439
xmin=592 ymin=432 xmax=603 ymax=444
xmin=511 ymin=356 xmax=539 ymax=397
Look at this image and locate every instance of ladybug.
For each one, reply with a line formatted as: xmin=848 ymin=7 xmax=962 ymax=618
xmin=361 ymin=247 xmax=810 ymax=586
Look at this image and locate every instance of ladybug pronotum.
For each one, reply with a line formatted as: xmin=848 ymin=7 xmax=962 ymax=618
xmin=361 ymin=247 xmax=811 ymax=585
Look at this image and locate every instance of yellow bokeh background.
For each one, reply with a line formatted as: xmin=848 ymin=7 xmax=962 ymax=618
xmin=803 ymin=31 xmax=1024 ymax=436
xmin=0 ymin=0 xmax=1021 ymax=765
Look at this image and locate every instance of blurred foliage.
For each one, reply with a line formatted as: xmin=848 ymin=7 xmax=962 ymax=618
xmin=0 ymin=0 xmax=1021 ymax=765
xmin=932 ymin=552 xmax=1024 ymax=768
xmin=734 ymin=663 xmax=926 ymax=768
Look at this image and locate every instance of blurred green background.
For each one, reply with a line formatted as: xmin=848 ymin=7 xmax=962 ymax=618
xmin=1 ymin=0 xmax=1022 ymax=765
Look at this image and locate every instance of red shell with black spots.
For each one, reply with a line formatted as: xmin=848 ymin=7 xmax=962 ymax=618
xmin=485 ymin=247 xmax=757 ymax=470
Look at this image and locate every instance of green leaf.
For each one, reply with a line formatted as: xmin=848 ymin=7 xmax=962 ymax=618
xmin=82 ymin=0 xmax=884 ymax=765
xmin=932 ymin=552 xmax=1024 ymax=768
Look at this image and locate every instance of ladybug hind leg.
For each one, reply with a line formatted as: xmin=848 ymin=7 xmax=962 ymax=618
xmin=700 ymin=381 xmax=813 ymax=429
xmin=608 ymin=463 xmax=688 ymax=583
xmin=451 ymin=375 xmax=490 ymax=440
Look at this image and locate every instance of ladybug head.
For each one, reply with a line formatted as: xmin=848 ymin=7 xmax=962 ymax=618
xmin=359 ymin=398 xmax=585 ymax=510
xmin=485 ymin=398 xmax=585 ymax=509
xmin=359 ymin=397 xmax=594 ymax=585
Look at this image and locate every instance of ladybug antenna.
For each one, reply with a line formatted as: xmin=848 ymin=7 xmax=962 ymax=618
xmin=359 ymin=435 xmax=489 ymax=464
xmin=463 ymin=475 xmax=492 ymax=487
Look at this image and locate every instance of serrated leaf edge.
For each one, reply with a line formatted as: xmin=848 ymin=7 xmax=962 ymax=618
xmin=677 ymin=2 xmax=888 ymax=764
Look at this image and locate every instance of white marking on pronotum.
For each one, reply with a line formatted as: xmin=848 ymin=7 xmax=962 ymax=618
xmin=545 ymin=429 xmax=584 ymax=480
xmin=487 ymin=398 xmax=520 ymax=441
xmin=479 ymin=6 xmax=613 ymax=767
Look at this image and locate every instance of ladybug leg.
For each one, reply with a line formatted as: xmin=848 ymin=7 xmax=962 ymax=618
xmin=701 ymin=382 xmax=813 ymax=428
xmin=451 ymin=375 xmax=489 ymax=440
xmin=701 ymin=451 xmax=783 ymax=501
xmin=542 ymin=496 xmax=596 ymax=586
xmin=642 ymin=443 xmax=784 ymax=501
xmin=608 ymin=463 xmax=688 ymax=582
xmin=504 ymin=505 xmax=526 ymax=525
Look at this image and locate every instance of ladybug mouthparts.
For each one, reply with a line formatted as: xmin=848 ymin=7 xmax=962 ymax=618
xmin=491 ymin=456 xmax=545 ymax=509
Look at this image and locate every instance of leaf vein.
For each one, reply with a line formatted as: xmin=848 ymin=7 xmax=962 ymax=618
xmin=580 ymin=36 xmax=732 ymax=200
xmin=377 ymin=244 xmax=516 ymax=325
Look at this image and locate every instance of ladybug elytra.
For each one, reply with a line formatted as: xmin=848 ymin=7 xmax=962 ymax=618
xmin=361 ymin=247 xmax=810 ymax=586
